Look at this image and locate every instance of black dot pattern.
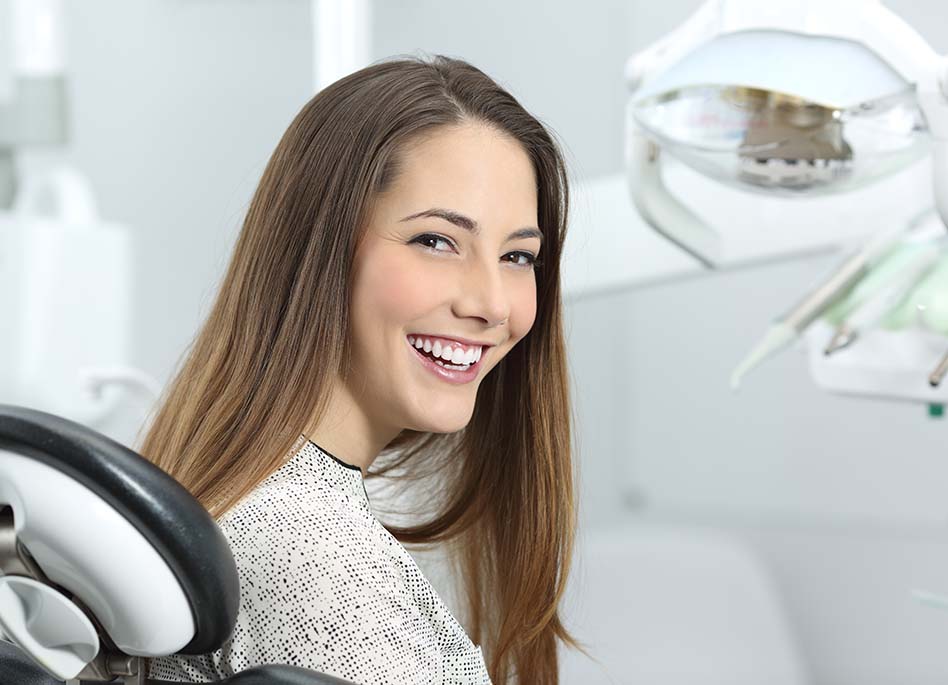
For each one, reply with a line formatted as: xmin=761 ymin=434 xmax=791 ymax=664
xmin=147 ymin=436 xmax=491 ymax=684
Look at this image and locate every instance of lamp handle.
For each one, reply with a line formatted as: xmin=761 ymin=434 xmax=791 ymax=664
xmin=626 ymin=124 xmax=723 ymax=268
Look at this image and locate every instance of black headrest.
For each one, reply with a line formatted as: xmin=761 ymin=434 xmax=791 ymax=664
xmin=0 ymin=639 xmax=65 ymax=685
xmin=0 ymin=404 xmax=239 ymax=655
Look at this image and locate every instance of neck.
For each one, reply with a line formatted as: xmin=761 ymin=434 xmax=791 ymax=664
xmin=304 ymin=375 xmax=400 ymax=472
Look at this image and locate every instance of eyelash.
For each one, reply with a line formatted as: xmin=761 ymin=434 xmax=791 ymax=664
xmin=410 ymin=233 xmax=543 ymax=270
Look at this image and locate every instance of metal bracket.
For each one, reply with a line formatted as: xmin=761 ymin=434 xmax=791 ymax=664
xmin=0 ymin=506 xmax=143 ymax=683
xmin=0 ymin=506 xmax=46 ymax=580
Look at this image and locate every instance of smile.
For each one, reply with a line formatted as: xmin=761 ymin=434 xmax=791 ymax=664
xmin=406 ymin=335 xmax=484 ymax=384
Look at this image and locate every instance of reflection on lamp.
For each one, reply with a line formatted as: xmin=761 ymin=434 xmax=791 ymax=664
xmin=630 ymin=31 xmax=930 ymax=197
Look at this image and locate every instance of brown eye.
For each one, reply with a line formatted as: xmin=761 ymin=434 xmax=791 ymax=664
xmin=505 ymin=251 xmax=540 ymax=269
xmin=410 ymin=233 xmax=455 ymax=253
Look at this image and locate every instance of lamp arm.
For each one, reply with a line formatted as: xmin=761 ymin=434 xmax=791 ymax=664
xmin=626 ymin=120 xmax=723 ymax=269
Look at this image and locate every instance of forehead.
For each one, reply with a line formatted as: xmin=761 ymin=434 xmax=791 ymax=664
xmin=377 ymin=122 xmax=538 ymax=223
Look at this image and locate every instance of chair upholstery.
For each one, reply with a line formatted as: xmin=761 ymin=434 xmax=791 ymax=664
xmin=0 ymin=404 xmax=239 ymax=654
xmin=0 ymin=405 xmax=359 ymax=685
xmin=0 ymin=639 xmax=66 ymax=685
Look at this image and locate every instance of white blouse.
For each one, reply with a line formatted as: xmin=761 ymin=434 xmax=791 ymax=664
xmin=148 ymin=436 xmax=491 ymax=685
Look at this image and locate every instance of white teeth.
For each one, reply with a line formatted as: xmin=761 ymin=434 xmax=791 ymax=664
xmin=408 ymin=336 xmax=483 ymax=366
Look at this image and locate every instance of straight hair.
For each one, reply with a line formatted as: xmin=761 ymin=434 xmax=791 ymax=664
xmin=137 ymin=54 xmax=577 ymax=683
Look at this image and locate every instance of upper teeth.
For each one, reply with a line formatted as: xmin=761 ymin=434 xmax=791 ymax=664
xmin=408 ymin=335 xmax=482 ymax=365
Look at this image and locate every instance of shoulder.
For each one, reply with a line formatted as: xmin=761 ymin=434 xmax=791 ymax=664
xmin=217 ymin=472 xmax=377 ymax=571
xmin=203 ymin=475 xmax=448 ymax=681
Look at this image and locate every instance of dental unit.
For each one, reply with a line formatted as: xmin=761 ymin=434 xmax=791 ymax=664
xmin=0 ymin=0 xmax=159 ymax=427
xmin=624 ymin=0 xmax=948 ymax=402
xmin=0 ymin=0 xmax=68 ymax=206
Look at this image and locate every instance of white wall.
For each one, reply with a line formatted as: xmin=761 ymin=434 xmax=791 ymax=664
xmin=372 ymin=0 xmax=635 ymax=180
xmin=39 ymin=0 xmax=314 ymax=408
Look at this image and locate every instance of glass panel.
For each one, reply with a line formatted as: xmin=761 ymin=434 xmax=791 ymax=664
xmin=632 ymin=84 xmax=929 ymax=196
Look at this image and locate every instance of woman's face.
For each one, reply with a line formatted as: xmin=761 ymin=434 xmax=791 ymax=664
xmin=347 ymin=122 xmax=541 ymax=436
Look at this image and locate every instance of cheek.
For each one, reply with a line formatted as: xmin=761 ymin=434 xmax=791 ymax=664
xmin=508 ymin=279 xmax=538 ymax=340
xmin=354 ymin=250 xmax=438 ymax=332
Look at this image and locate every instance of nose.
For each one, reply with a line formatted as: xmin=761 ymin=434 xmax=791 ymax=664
xmin=452 ymin=253 xmax=511 ymax=327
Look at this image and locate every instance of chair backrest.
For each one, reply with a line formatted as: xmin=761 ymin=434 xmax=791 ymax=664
xmin=0 ymin=404 xmax=240 ymax=680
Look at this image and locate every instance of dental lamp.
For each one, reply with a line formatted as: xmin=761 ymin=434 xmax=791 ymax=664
xmin=625 ymin=0 xmax=948 ymax=268
xmin=625 ymin=0 xmax=948 ymax=398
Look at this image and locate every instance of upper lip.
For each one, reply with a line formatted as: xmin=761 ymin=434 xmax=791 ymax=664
xmin=408 ymin=333 xmax=497 ymax=348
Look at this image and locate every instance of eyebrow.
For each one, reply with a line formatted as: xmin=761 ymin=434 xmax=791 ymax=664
xmin=399 ymin=207 xmax=543 ymax=244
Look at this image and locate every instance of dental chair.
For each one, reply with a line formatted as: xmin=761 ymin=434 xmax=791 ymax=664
xmin=0 ymin=403 xmax=357 ymax=685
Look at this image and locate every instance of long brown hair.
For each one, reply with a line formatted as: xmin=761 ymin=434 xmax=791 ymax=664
xmin=136 ymin=54 xmax=577 ymax=683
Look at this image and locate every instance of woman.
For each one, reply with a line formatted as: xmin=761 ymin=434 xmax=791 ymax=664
xmin=140 ymin=54 xmax=576 ymax=685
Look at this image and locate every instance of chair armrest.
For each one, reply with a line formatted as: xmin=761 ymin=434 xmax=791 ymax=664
xmin=147 ymin=664 xmax=359 ymax=685
xmin=217 ymin=664 xmax=358 ymax=685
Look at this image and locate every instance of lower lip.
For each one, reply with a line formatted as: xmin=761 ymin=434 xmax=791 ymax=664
xmin=407 ymin=337 xmax=483 ymax=384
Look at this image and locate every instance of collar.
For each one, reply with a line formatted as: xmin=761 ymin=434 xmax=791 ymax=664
xmin=290 ymin=435 xmax=367 ymax=503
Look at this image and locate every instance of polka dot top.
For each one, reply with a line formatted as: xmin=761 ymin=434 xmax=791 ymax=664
xmin=147 ymin=436 xmax=491 ymax=685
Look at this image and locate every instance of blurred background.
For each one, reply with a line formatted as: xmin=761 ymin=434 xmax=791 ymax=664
xmin=6 ymin=1 xmax=948 ymax=683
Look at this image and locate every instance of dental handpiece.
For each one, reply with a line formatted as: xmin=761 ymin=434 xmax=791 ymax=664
xmin=730 ymin=223 xmax=914 ymax=390
xmin=930 ymin=349 xmax=948 ymax=387
xmin=781 ymin=252 xmax=871 ymax=332
xmin=730 ymin=251 xmax=871 ymax=389
xmin=824 ymin=248 xmax=942 ymax=355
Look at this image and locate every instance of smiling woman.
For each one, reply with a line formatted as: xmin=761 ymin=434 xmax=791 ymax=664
xmin=342 ymin=121 xmax=542 ymax=433
xmin=136 ymin=54 xmax=576 ymax=685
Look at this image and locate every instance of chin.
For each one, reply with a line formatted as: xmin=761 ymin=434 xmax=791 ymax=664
xmin=407 ymin=403 xmax=474 ymax=434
